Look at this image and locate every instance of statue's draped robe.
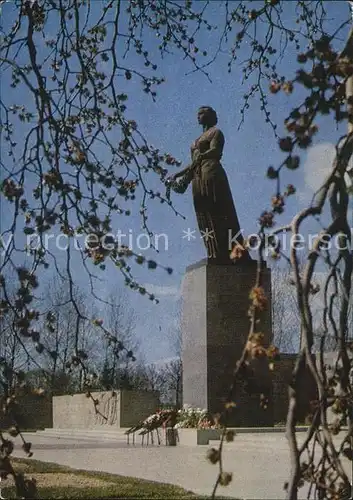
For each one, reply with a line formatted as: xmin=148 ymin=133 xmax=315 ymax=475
xmin=191 ymin=127 xmax=249 ymax=263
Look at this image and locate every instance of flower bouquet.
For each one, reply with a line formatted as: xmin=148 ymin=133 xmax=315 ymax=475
xmin=174 ymin=404 xmax=219 ymax=429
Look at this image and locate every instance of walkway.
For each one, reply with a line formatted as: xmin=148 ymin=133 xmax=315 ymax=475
xmin=11 ymin=432 xmax=350 ymax=499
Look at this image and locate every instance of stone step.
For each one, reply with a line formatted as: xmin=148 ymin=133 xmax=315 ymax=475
xmin=35 ymin=434 xmax=125 ymax=442
xmin=36 ymin=428 xmax=132 ymax=441
xmin=35 ymin=427 xmax=164 ymax=443
xmin=43 ymin=427 xmax=132 ymax=432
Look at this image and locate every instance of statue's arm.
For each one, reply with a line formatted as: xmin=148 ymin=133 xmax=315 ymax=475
xmin=173 ymin=164 xmax=193 ymax=179
xmin=172 ymin=148 xmax=197 ymax=179
xmin=198 ymin=129 xmax=224 ymax=161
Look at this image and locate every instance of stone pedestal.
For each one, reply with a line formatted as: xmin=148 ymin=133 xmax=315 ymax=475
xmin=181 ymin=258 xmax=273 ymax=427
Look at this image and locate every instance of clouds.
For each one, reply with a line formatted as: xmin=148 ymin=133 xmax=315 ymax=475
xmin=303 ymin=142 xmax=336 ymax=194
xmin=143 ymin=283 xmax=180 ymax=298
xmin=147 ymin=356 xmax=179 ymax=367
xmin=299 ymin=141 xmax=353 ymax=204
xmin=295 ymin=142 xmax=335 ymax=205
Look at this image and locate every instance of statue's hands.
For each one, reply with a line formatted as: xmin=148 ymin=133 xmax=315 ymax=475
xmin=171 ymin=170 xmax=184 ymax=180
xmin=165 ymin=176 xmax=175 ymax=186
xmin=166 ymin=172 xmax=180 ymax=185
xmin=169 ymin=162 xmax=193 ymax=182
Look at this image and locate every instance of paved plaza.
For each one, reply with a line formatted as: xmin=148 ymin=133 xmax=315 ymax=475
xmin=10 ymin=431 xmax=351 ymax=499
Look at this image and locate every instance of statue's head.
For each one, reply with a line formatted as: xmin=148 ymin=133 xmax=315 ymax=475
xmin=197 ymin=106 xmax=217 ymax=127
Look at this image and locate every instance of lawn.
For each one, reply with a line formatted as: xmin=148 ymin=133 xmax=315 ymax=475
xmin=2 ymin=457 xmax=233 ymax=499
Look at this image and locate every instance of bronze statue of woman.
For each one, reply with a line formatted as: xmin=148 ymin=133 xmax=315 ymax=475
xmin=171 ymin=106 xmax=250 ymax=264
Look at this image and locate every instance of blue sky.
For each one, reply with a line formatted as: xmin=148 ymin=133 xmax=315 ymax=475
xmin=1 ymin=1 xmax=352 ymax=363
